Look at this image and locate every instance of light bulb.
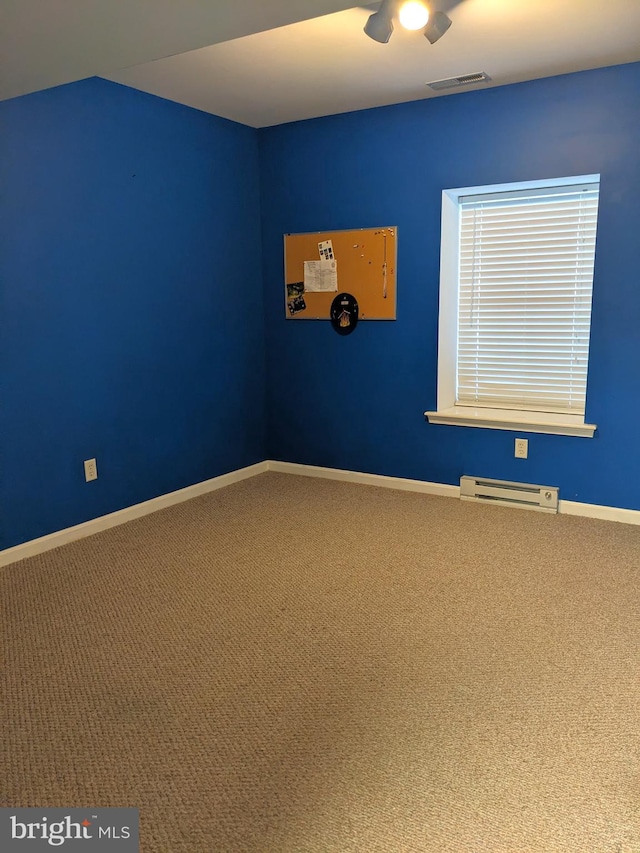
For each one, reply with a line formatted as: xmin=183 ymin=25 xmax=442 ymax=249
xmin=398 ymin=0 xmax=429 ymax=30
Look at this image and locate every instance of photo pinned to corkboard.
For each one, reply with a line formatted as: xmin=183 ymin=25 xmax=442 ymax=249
xmin=286 ymin=282 xmax=306 ymax=315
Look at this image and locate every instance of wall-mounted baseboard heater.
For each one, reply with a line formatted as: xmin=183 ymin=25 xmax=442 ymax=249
xmin=460 ymin=476 xmax=559 ymax=513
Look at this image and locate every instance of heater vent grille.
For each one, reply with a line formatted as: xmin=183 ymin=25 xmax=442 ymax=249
xmin=427 ymin=72 xmax=491 ymax=91
xmin=460 ymin=476 xmax=559 ymax=513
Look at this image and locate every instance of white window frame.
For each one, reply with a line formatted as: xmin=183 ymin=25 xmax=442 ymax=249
xmin=425 ymin=174 xmax=599 ymax=438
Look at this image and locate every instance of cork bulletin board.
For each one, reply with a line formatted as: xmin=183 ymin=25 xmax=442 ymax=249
xmin=284 ymin=226 xmax=397 ymax=320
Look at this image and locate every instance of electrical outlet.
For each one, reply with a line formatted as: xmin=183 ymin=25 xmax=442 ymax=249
xmin=84 ymin=458 xmax=98 ymax=482
xmin=514 ymin=438 xmax=528 ymax=459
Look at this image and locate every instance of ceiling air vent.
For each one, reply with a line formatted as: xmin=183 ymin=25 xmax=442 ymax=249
xmin=427 ymin=72 xmax=491 ymax=91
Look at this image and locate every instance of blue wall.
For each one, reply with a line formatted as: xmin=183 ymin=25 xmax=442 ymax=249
xmin=2 ymin=64 xmax=639 ymax=550
xmin=259 ymin=63 xmax=640 ymax=510
xmin=1 ymin=78 xmax=266 ymax=549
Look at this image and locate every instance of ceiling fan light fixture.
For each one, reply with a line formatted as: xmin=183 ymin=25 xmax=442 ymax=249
xmin=398 ymin=1 xmax=429 ymax=31
xmin=364 ymin=0 xmax=395 ymax=43
xmin=423 ymin=9 xmax=452 ymax=43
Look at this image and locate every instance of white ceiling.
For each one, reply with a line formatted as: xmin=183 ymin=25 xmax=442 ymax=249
xmin=0 ymin=0 xmax=356 ymax=102
xmin=3 ymin=1 xmax=640 ymax=128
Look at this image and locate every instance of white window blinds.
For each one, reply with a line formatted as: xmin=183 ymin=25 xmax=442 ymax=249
xmin=457 ymin=182 xmax=599 ymax=415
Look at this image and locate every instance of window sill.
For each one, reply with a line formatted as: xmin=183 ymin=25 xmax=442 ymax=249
xmin=424 ymin=406 xmax=597 ymax=437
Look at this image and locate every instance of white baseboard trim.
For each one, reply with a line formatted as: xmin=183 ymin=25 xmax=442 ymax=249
xmin=267 ymin=460 xmax=460 ymax=498
xmin=559 ymin=498 xmax=640 ymax=525
xmin=4 ymin=459 xmax=639 ymax=567
xmin=0 ymin=461 xmax=269 ymax=568
xmin=268 ymin=461 xmax=640 ymax=525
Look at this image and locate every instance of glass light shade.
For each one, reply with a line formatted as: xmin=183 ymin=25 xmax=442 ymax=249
xmin=398 ymin=1 xmax=429 ymax=30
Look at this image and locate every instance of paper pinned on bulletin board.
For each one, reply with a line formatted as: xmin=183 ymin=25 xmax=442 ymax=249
xmin=303 ymin=259 xmax=338 ymax=292
xmin=318 ymin=240 xmax=334 ymax=260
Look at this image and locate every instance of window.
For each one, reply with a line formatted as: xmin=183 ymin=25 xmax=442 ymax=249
xmin=426 ymin=175 xmax=600 ymax=437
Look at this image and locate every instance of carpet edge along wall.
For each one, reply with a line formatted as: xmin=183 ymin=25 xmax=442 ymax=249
xmin=0 ymin=77 xmax=267 ymax=549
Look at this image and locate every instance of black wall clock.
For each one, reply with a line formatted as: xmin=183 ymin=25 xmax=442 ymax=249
xmin=330 ymin=293 xmax=359 ymax=336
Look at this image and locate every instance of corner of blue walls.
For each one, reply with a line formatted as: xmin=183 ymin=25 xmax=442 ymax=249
xmin=3 ymin=63 xmax=639 ymax=551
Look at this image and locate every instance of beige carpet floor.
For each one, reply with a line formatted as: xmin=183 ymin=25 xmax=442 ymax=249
xmin=2 ymin=472 xmax=640 ymax=852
